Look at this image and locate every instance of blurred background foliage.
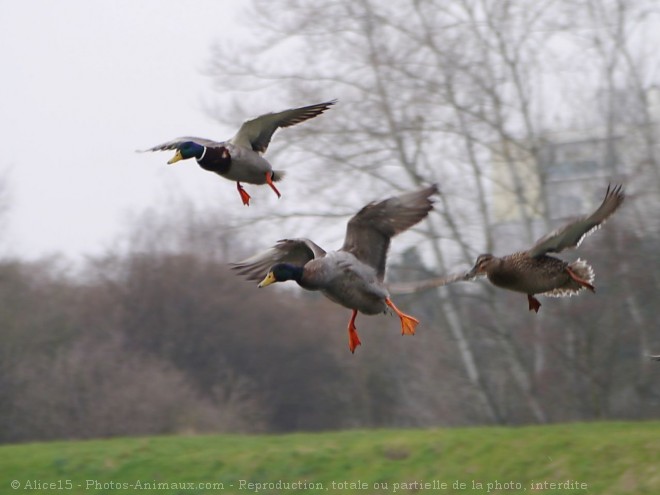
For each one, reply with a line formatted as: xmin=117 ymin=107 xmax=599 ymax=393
xmin=2 ymin=0 xmax=660 ymax=443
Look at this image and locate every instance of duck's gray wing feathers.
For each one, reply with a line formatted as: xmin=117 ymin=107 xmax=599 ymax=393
xmin=528 ymin=184 xmax=624 ymax=258
xmin=138 ymin=136 xmax=224 ymax=152
xmin=231 ymin=100 xmax=336 ymax=153
xmin=387 ymin=271 xmax=470 ymax=295
xmin=230 ymin=238 xmax=326 ymax=281
xmin=341 ymin=185 xmax=438 ymax=280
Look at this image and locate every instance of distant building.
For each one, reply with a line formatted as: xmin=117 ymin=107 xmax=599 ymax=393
xmin=489 ymin=86 xmax=660 ymax=250
xmin=492 ymin=131 xmax=624 ymax=224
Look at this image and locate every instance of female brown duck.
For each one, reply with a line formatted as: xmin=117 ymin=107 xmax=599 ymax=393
xmin=466 ymin=184 xmax=624 ymax=312
xmin=231 ymin=185 xmax=438 ymax=352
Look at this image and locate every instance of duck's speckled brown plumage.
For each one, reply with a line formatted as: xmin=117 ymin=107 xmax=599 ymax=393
xmin=472 ymin=253 xmax=595 ymax=312
xmin=474 ymin=253 xmax=593 ymax=296
xmin=467 ymin=184 xmax=624 ymax=312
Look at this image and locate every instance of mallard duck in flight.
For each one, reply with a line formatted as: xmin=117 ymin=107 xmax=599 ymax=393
xmin=231 ymin=185 xmax=438 ymax=353
xmin=466 ymin=184 xmax=625 ymax=312
xmin=140 ymin=100 xmax=336 ymax=205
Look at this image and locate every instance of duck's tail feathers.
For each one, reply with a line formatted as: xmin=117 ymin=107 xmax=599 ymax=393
xmin=544 ymin=258 xmax=595 ymax=298
xmin=570 ymin=259 xmax=595 ymax=283
xmin=271 ymin=170 xmax=286 ymax=182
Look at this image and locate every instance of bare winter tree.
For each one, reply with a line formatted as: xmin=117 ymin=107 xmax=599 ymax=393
xmin=203 ymin=0 xmax=660 ymax=424
xmin=7 ymin=335 xmax=260 ymax=441
xmin=556 ymin=0 xmax=660 ymax=415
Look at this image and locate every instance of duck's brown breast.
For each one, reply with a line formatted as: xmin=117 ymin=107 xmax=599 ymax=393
xmin=488 ymin=254 xmax=569 ymax=295
xmin=197 ymin=146 xmax=231 ymax=174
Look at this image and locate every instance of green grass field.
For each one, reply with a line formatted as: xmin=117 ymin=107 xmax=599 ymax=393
xmin=0 ymin=421 xmax=658 ymax=494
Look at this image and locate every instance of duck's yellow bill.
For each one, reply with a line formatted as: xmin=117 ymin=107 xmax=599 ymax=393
xmin=258 ymin=272 xmax=276 ymax=288
xmin=167 ymin=151 xmax=183 ymax=164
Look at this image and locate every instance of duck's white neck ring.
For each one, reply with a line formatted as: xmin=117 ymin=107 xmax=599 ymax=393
xmin=198 ymin=146 xmax=207 ymax=161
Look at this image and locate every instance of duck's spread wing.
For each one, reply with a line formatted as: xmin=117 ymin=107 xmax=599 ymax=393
xmin=387 ymin=271 xmax=470 ymax=295
xmin=230 ymin=238 xmax=326 ymax=281
xmin=137 ymin=136 xmax=224 ymax=152
xmin=528 ymin=184 xmax=624 ymax=258
xmin=341 ymin=185 xmax=438 ymax=280
xmin=231 ymin=100 xmax=336 ymax=153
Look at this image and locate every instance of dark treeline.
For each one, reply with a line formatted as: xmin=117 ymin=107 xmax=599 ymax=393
xmin=0 ymin=206 xmax=451 ymax=443
xmin=1 ymin=202 xmax=659 ymax=444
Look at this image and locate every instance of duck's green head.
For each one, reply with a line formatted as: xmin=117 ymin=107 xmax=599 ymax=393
xmin=258 ymin=263 xmax=303 ymax=288
xmin=168 ymin=141 xmax=205 ymax=164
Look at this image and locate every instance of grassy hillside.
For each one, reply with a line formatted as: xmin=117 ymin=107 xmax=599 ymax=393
xmin=0 ymin=421 xmax=658 ymax=494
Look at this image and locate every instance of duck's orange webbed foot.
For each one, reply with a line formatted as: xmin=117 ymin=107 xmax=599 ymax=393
xmin=347 ymin=310 xmax=362 ymax=354
xmin=385 ymin=298 xmax=419 ymax=336
xmin=566 ymin=267 xmax=596 ymax=292
xmin=527 ymin=294 xmax=541 ymax=313
xmin=265 ymin=171 xmax=281 ymax=199
xmin=236 ymin=182 xmax=251 ymax=206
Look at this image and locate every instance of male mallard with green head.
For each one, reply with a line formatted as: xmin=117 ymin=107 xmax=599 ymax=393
xmin=231 ymin=185 xmax=438 ymax=353
xmin=466 ymin=184 xmax=624 ymax=312
xmin=140 ymin=100 xmax=336 ymax=205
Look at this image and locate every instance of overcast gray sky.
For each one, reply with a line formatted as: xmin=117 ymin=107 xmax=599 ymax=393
xmin=0 ymin=0 xmax=258 ymax=260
